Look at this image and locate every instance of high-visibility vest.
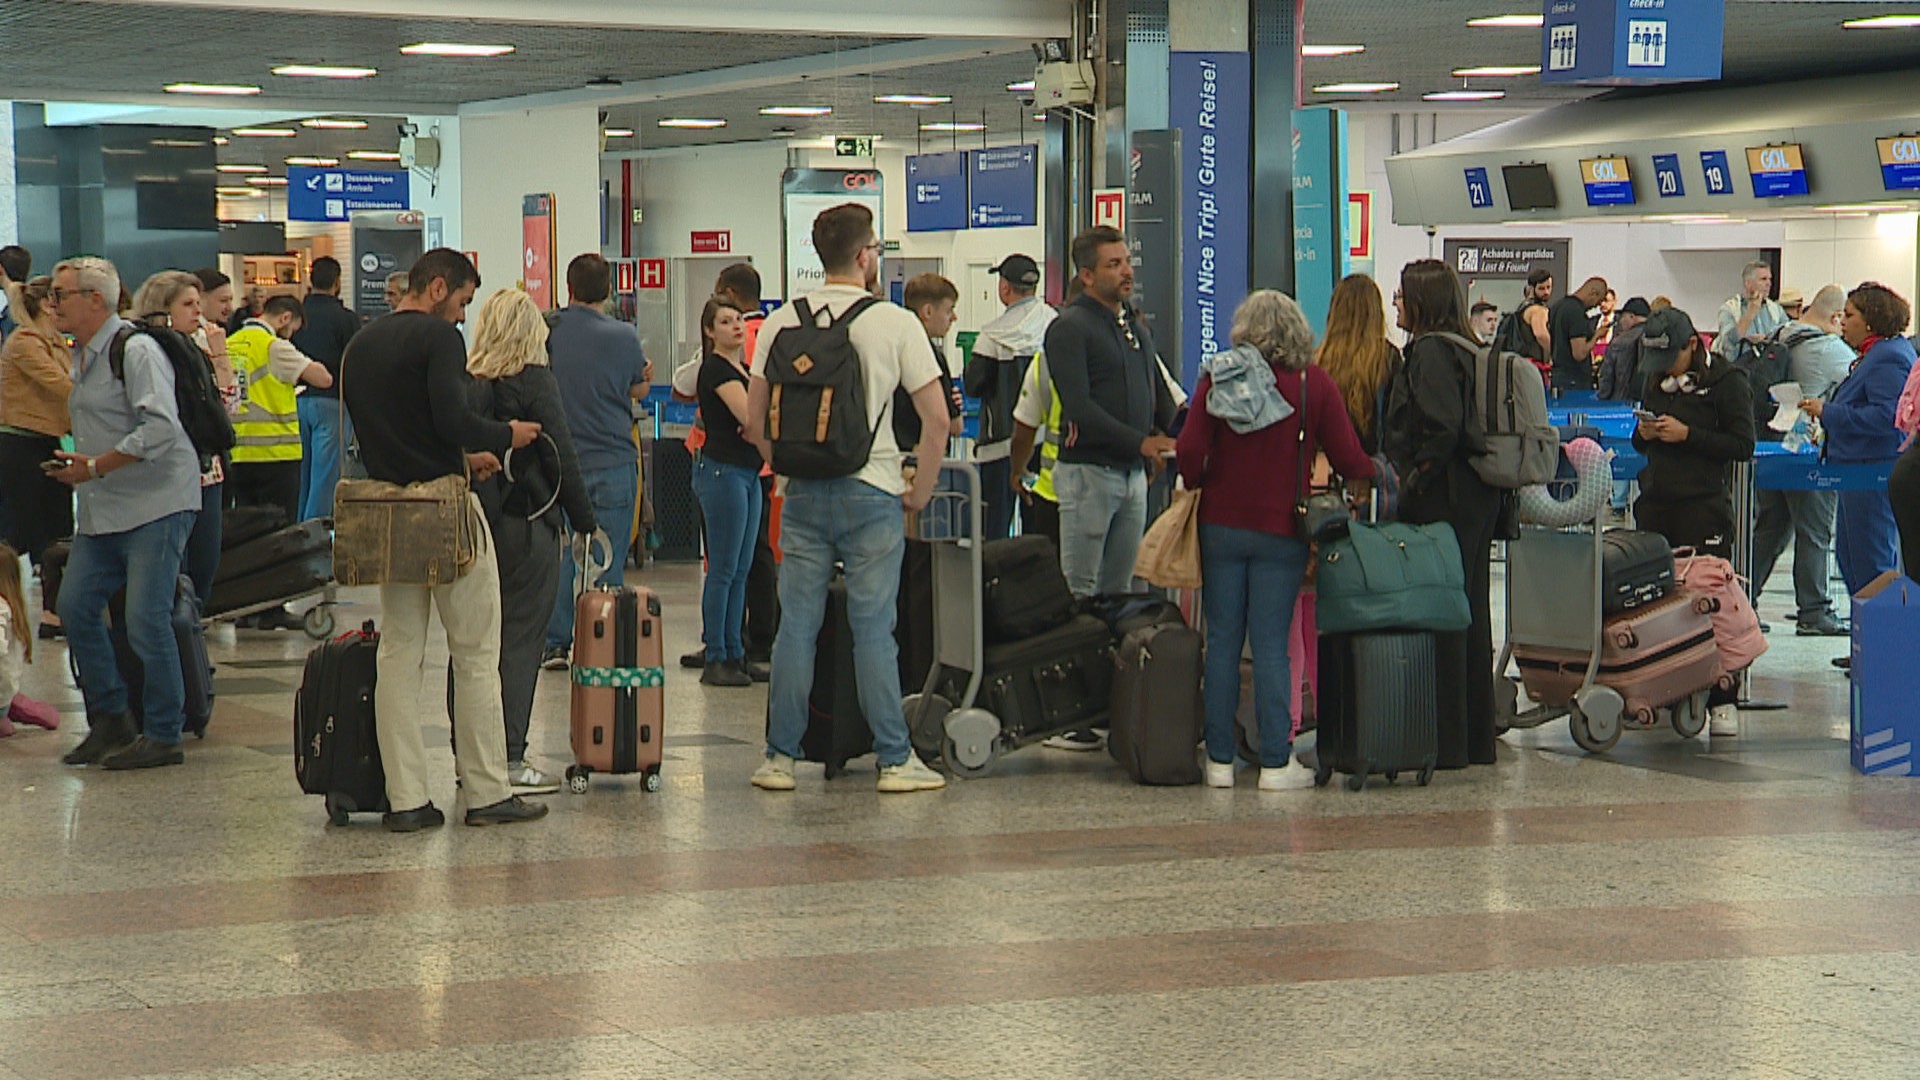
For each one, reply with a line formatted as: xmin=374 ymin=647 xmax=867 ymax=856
xmin=1022 ymin=349 xmax=1064 ymax=504
xmin=228 ymin=322 xmax=301 ymax=462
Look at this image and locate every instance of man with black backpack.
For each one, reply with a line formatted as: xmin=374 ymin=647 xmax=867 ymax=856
xmin=746 ymin=202 xmax=951 ymax=795
xmin=1493 ymin=268 xmax=1553 ymax=382
xmin=45 ymin=256 xmax=205 ymax=771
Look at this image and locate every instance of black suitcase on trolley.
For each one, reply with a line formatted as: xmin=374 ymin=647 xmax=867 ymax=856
xmin=207 ymin=549 xmax=330 ymax=617
xmin=1600 ymin=529 xmax=1674 ymax=614
xmin=980 ymin=535 xmax=1077 ymax=643
xmin=963 ymin=613 xmax=1115 ymax=741
xmin=214 ymin=519 xmax=331 ymax=585
xmin=220 ymin=505 xmax=289 ymax=550
xmin=1314 ymin=631 xmax=1439 ymax=790
xmin=294 ymin=621 xmax=387 ymax=824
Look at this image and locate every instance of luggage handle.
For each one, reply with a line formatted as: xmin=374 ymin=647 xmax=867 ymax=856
xmin=571 ymin=528 xmax=615 ymax=600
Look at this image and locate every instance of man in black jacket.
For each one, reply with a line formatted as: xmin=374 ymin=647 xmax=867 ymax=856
xmin=293 ymin=256 xmax=362 ymax=521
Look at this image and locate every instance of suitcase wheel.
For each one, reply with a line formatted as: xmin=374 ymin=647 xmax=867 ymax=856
xmin=1344 ymin=772 xmax=1366 ymax=793
xmin=1417 ymin=766 xmax=1435 ymax=787
xmin=643 ymin=767 xmax=662 ymax=793
xmin=324 ymin=794 xmax=350 ymax=827
xmin=1313 ymin=765 xmax=1332 ymax=788
xmin=1384 ymin=770 xmax=1398 ymax=783
xmin=566 ymin=765 xmax=591 ymax=795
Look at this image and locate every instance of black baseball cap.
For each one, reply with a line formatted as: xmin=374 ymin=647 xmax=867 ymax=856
xmin=990 ymin=254 xmax=1041 ymax=287
xmin=1620 ymin=296 xmax=1651 ymax=318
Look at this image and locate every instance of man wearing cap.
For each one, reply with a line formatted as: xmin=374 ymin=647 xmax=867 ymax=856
xmin=965 ymin=254 xmax=1055 ymax=540
xmin=1596 ymin=296 xmax=1653 ymax=402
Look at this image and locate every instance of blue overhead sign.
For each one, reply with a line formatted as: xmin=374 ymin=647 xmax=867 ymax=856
xmin=1465 ymin=167 xmax=1494 ymax=209
xmin=1880 ymin=137 xmax=1920 ymax=192
xmin=1650 ymin=153 xmax=1685 ymax=198
xmin=905 ymin=151 xmax=967 ymax=232
xmin=1579 ymin=157 xmax=1635 ymax=206
xmin=1540 ymin=0 xmax=1723 ymax=87
xmin=286 ymin=166 xmax=408 ymax=222
xmin=966 ymin=146 xmax=1038 ymax=228
xmin=1700 ymin=150 xmax=1735 ymax=196
xmin=1171 ymin=51 xmax=1250 ymax=388
xmin=1747 ymin=144 xmax=1810 ymax=199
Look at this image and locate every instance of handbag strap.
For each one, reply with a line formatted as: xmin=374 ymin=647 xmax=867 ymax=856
xmin=502 ymin=432 xmax=562 ymax=521
xmin=1295 ymin=368 xmax=1311 ymax=507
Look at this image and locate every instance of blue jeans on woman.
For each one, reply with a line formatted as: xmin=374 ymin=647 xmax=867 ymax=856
xmin=58 ymin=510 xmax=195 ymax=743
xmin=1199 ymin=524 xmax=1310 ymax=769
xmin=184 ymin=480 xmax=223 ymax=611
xmin=692 ymin=455 xmax=763 ymax=662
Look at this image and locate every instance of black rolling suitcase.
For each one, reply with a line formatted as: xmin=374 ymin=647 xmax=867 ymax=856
xmin=220 ymin=505 xmax=288 ymax=550
xmin=769 ymin=571 xmax=873 ymax=777
xmin=897 ymin=539 xmax=936 ymax=694
xmin=207 ymin=549 xmax=330 ymax=617
xmin=214 ymin=519 xmax=330 ymax=584
xmin=966 ymin=614 xmax=1115 ymax=740
xmin=980 ymin=535 xmax=1077 ymax=643
xmin=1314 ymin=631 xmax=1439 ymax=790
xmin=1601 ymin=529 xmax=1674 ymax=614
xmin=1107 ymin=618 xmax=1203 ymax=785
xmin=294 ymin=621 xmax=387 ymax=824
xmin=97 ymin=577 xmax=215 ymax=738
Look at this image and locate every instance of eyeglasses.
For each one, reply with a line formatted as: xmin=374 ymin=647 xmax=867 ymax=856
xmin=49 ymin=287 xmax=99 ymax=304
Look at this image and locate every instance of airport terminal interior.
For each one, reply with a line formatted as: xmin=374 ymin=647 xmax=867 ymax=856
xmin=7 ymin=1 xmax=1920 ymax=1078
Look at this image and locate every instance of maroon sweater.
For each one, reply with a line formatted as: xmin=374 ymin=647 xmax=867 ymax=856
xmin=1176 ymin=361 xmax=1375 ymax=538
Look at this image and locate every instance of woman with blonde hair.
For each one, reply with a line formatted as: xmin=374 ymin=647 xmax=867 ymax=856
xmin=131 ymin=271 xmax=231 ymax=609
xmin=1176 ymin=289 xmax=1374 ymax=790
xmin=463 ymin=288 xmax=599 ymax=794
xmin=0 ymin=275 xmax=72 ymax=639
xmin=1314 ymin=273 xmax=1402 ymax=454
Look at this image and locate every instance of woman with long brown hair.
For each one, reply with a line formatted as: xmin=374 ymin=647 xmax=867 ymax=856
xmin=0 ymin=276 xmax=70 ymax=640
xmin=1315 ymin=273 xmax=1401 ymax=454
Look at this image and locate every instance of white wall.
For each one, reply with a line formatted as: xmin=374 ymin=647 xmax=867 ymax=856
xmin=1781 ymin=214 xmax=1919 ymax=310
xmin=460 ymin=105 xmax=600 ymax=308
xmin=408 ymin=114 xmax=462 ymax=252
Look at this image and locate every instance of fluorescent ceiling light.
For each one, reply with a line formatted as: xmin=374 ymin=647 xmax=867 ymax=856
xmin=875 ymin=94 xmax=951 ymax=105
xmin=246 ymin=176 xmax=288 ymax=186
xmin=1468 ymin=14 xmax=1543 ymax=28
xmin=216 ymin=163 xmax=268 ymax=173
xmin=1302 ymin=44 xmax=1365 ymax=57
xmin=347 ymin=150 xmax=402 ymax=161
xmin=657 ymin=118 xmax=726 ymax=129
xmin=921 ymin=122 xmax=985 ymax=132
xmin=1313 ymin=82 xmax=1400 ymax=93
xmin=301 ymin=118 xmax=368 ymax=130
xmin=1005 ymin=80 xmax=1036 ymax=92
xmin=401 ymin=42 xmax=515 ymax=57
xmin=602 ymin=127 xmax=635 ymax=137
xmin=760 ymin=106 xmax=832 ymax=117
xmin=1452 ymin=64 xmax=1540 ymax=77
xmin=150 ymin=138 xmax=204 ymax=148
xmin=1425 ymin=89 xmax=1507 ymax=101
xmin=1815 ymin=203 xmax=1908 ymax=213
xmin=285 ymin=156 xmax=339 ymax=167
xmin=212 ymin=136 xmax=229 ymax=145
xmin=1032 ymin=113 xmax=1047 ymax=122
xmin=1844 ymin=15 xmax=1920 ymax=29
xmin=215 ymin=186 xmax=261 ymax=197
xmin=231 ymin=127 xmax=296 ymax=138
xmin=272 ymin=64 xmax=377 ymax=79
xmin=164 ymin=82 xmax=260 ymax=96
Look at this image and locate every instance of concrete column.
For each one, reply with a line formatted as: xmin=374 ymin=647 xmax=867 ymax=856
xmin=457 ymin=104 xmax=600 ymax=308
xmin=0 ymin=103 xmax=15 ymax=248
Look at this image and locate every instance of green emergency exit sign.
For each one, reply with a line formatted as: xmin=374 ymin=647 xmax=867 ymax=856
xmin=835 ymin=136 xmax=875 ymax=157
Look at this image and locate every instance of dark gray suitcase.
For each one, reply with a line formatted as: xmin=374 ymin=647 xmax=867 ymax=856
xmin=1314 ymin=631 xmax=1439 ymax=790
xmin=1601 ymin=529 xmax=1674 ymax=614
xmin=980 ymin=535 xmax=1078 ymax=644
xmin=207 ymin=549 xmax=330 ymax=617
xmin=214 ymin=519 xmax=330 ymax=584
xmin=1107 ymin=622 xmax=1203 ymax=785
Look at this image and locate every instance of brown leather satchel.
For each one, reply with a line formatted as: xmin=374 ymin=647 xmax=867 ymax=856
xmin=332 ymin=474 xmax=475 ymax=586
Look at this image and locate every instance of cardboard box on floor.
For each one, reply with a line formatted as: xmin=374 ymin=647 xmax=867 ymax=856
xmin=1850 ymin=571 xmax=1920 ymax=775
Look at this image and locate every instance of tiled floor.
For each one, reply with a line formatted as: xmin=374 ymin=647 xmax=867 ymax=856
xmin=2 ymin=554 xmax=1914 ymax=1079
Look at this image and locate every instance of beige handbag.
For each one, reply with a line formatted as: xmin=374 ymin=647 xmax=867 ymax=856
xmin=1134 ymin=486 xmax=1203 ymax=590
xmin=329 ymin=360 xmax=476 ymax=587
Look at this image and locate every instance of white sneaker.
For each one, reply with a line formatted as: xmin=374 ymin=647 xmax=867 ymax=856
xmin=876 ymin=754 xmax=947 ymax=793
xmin=1041 ymin=729 xmax=1105 ymax=752
xmin=1708 ymin=704 xmax=1740 ymax=738
xmin=751 ymin=754 xmax=797 ymax=791
xmin=507 ymin=760 xmax=560 ymax=795
xmin=1204 ymin=759 xmax=1235 ymax=788
xmin=1258 ymin=760 xmax=1317 ymax=791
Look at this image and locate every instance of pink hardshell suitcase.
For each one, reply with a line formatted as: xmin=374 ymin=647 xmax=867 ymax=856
xmin=1513 ymin=590 xmax=1725 ymax=725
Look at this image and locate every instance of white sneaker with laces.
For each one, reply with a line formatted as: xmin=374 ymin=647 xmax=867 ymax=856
xmin=751 ymin=754 xmax=797 ymax=791
xmin=876 ymin=754 xmax=946 ymax=793
xmin=1257 ymin=760 xmax=1317 ymax=791
xmin=1204 ymin=759 xmax=1235 ymax=789
xmin=1708 ymin=704 xmax=1740 ymax=737
xmin=507 ymin=760 xmax=560 ymax=795
xmin=1041 ymin=729 xmax=1105 ymax=752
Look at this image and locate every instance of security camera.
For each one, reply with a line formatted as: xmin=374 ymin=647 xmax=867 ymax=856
xmin=1019 ymin=96 xmax=1036 ymax=108
xmin=398 ymin=121 xmax=418 ymax=138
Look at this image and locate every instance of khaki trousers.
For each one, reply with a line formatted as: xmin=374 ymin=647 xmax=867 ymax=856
xmin=374 ymin=495 xmax=512 ymax=811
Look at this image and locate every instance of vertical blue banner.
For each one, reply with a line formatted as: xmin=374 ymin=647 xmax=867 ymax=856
xmin=1291 ymin=107 xmax=1347 ymax=338
xmin=1170 ymin=50 xmax=1250 ymax=389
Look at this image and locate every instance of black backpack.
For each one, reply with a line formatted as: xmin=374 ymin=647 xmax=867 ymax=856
xmin=1495 ymin=300 xmax=1546 ymax=364
xmin=762 ymin=297 xmax=881 ymax=479
xmin=1733 ymin=325 xmax=1816 ymax=432
xmin=109 ymin=323 xmax=237 ymax=469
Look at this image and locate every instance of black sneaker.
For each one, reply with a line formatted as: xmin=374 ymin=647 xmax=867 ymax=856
xmin=1832 ymin=656 xmax=1852 ymax=671
xmin=539 ymin=647 xmax=570 ymax=672
xmin=465 ymin=795 xmax=550 ymax=826
xmin=743 ymin=660 xmax=771 ymax=683
xmin=252 ymin=607 xmax=305 ymax=631
xmin=383 ymin=803 xmax=446 ymax=832
xmin=61 ymin=711 xmax=137 ymax=766
xmin=36 ymin=622 xmax=63 ymax=641
xmin=99 ymin=736 xmax=185 ymax=770
xmin=700 ymin=659 xmax=753 ymax=687
xmin=679 ymin=650 xmax=707 ymax=670
xmin=1796 ymin=614 xmax=1850 ymax=637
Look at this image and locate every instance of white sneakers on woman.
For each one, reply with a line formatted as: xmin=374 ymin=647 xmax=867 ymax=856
xmin=1204 ymin=757 xmax=1317 ymax=790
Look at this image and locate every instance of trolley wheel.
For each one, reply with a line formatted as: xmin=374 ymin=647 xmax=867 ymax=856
xmin=1671 ymin=690 xmax=1709 ymax=739
xmin=1313 ymin=766 xmax=1333 ymax=788
xmin=1417 ymin=766 xmax=1435 ymax=787
xmin=1493 ymin=676 xmax=1520 ymax=735
xmin=1384 ymin=770 xmax=1400 ymax=783
xmin=1569 ymin=703 xmax=1622 ymax=754
xmin=324 ymin=794 xmax=349 ymax=827
xmin=904 ymin=692 xmax=954 ymax=763
xmin=303 ymin=606 xmax=335 ymax=640
xmin=642 ymin=768 xmax=662 ymax=793
xmin=941 ymin=707 xmax=1002 ymax=779
xmin=1344 ymin=772 xmax=1367 ymax=793
xmin=565 ymin=765 xmax=590 ymax=795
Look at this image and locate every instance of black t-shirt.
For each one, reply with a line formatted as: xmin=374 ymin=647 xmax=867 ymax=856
xmin=695 ymin=352 xmax=761 ymax=469
xmin=291 ymin=293 xmax=363 ymax=398
xmin=341 ymin=310 xmax=512 ymax=486
xmin=1548 ymin=296 xmax=1597 ymax=390
xmin=892 ymin=341 xmax=962 ymax=450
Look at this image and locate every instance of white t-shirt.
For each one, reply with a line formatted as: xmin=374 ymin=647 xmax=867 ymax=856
xmin=751 ymin=284 xmax=941 ymax=497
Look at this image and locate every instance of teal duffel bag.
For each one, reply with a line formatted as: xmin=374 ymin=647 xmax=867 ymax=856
xmin=1315 ymin=521 xmax=1472 ymax=634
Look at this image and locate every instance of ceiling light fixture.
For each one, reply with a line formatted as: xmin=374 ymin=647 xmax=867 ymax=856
xmin=1005 ymin=80 xmax=1036 ymax=92
xmin=874 ymin=94 xmax=952 ymax=105
xmin=1467 ymin=14 xmax=1544 ymax=28
xmin=1302 ymin=44 xmax=1366 ymax=57
xmin=346 ymin=150 xmax=403 ymax=161
xmin=231 ymin=127 xmax=297 ymax=138
xmin=286 ymin=156 xmax=340 ymax=167
xmin=760 ymin=106 xmax=833 ymax=117
xmin=921 ymin=121 xmax=985 ymax=132
xmin=212 ymin=136 xmax=229 ymax=145
xmin=400 ymin=42 xmax=515 ymax=57
xmin=163 ymin=82 xmax=260 ymax=96
xmin=1815 ymin=203 xmax=1907 ymax=213
xmin=1452 ymin=64 xmax=1541 ymax=77
xmin=150 ymin=138 xmax=204 ymax=148
xmin=1313 ymin=82 xmax=1400 ymax=93
xmin=602 ymin=128 xmax=635 ymax=137
xmin=301 ymin=118 xmax=369 ymax=130
xmin=272 ymin=64 xmax=377 ymax=79
xmin=246 ymin=176 xmax=288 ymax=186
xmin=1425 ymin=89 xmax=1507 ymax=101
xmin=216 ymin=163 xmax=268 ymax=174
xmin=216 ymin=186 xmax=262 ymax=198
xmin=657 ymin=118 xmax=726 ymax=129
xmin=1843 ymin=15 xmax=1920 ymax=29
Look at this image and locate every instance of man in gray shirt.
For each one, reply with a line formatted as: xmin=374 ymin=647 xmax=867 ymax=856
xmin=47 ymin=256 xmax=203 ymax=770
xmin=1750 ymin=284 xmax=1855 ymax=636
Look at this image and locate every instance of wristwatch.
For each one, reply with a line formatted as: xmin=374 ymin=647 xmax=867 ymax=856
xmin=85 ymin=457 xmax=100 ymax=480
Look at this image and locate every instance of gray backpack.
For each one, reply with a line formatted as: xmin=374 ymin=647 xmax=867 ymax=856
xmin=1436 ymin=332 xmax=1557 ymax=489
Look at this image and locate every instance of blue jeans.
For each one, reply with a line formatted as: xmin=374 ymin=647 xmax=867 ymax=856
xmin=297 ymin=395 xmax=351 ymax=522
xmin=1053 ymin=460 xmax=1148 ymax=598
xmin=765 ymin=478 xmax=912 ymax=767
xmin=692 ymin=455 xmax=763 ymax=662
xmin=184 ymin=481 xmax=223 ymax=611
xmin=1199 ymin=524 xmax=1309 ymax=768
xmin=1836 ymin=486 xmax=1900 ymax=596
xmin=58 ymin=511 xmax=195 ymax=743
xmin=546 ymin=461 xmax=638 ymax=650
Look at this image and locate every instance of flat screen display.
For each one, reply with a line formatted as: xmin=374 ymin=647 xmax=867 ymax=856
xmin=1502 ymin=163 xmax=1558 ymax=211
xmin=1746 ymin=144 xmax=1810 ymax=198
xmin=135 ymin=181 xmax=216 ymax=231
xmin=1878 ymin=137 xmax=1920 ymax=191
xmin=1580 ymin=157 xmax=1636 ymax=206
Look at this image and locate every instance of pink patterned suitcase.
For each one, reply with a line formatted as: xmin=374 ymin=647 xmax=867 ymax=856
xmin=1513 ymin=590 xmax=1724 ymax=725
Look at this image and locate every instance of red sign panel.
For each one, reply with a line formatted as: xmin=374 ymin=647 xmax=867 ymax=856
xmin=615 ymin=260 xmax=635 ymax=293
xmin=1092 ymin=188 xmax=1126 ymax=232
xmin=691 ymin=230 xmax=732 ymax=254
xmin=1348 ymin=192 xmax=1373 ymax=259
xmin=521 ymin=193 xmax=554 ymax=309
xmin=637 ymin=258 xmax=667 ymax=290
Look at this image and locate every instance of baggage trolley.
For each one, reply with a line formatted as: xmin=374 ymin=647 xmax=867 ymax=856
xmin=1493 ymin=511 xmax=1709 ymax=753
xmin=208 ymin=582 xmax=338 ymax=639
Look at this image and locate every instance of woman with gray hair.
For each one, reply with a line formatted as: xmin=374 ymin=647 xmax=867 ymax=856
xmin=1176 ymin=289 xmax=1374 ymax=790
